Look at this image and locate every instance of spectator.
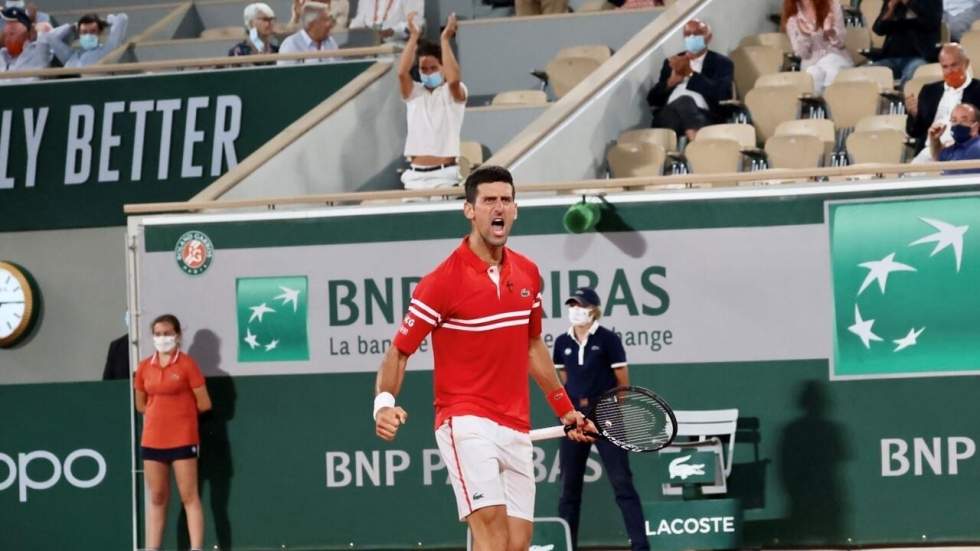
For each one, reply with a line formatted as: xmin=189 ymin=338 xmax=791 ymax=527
xmin=0 ymin=1 xmax=50 ymax=30
xmin=907 ymin=43 xmax=980 ymax=161
xmin=516 ymin=0 xmax=566 ymax=17
xmin=943 ymin=0 xmax=980 ymax=42
xmin=398 ymin=12 xmax=467 ymax=192
xmin=278 ymin=1 xmax=337 ymax=65
xmin=230 ymin=3 xmax=279 ymax=56
xmin=349 ymin=0 xmax=423 ymax=44
xmin=782 ymin=0 xmax=854 ymax=94
xmin=871 ymin=0 xmax=943 ymax=86
xmin=0 ymin=7 xmax=53 ymax=76
xmin=929 ymin=102 xmax=980 ymax=173
xmin=646 ymin=19 xmax=734 ymax=142
xmin=49 ymin=13 xmax=128 ymax=68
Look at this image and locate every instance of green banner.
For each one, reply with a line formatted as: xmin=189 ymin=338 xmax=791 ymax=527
xmin=0 ymin=61 xmax=371 ymax=232
xmin=643 ymin=498 xmax=742 ymax=550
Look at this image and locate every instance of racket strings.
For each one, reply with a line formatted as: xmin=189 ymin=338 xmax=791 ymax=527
xmin=593 ymin=392 xmax=675 ymax=451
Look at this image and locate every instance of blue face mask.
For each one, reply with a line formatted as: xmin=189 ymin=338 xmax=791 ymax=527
xmin=684 ymin=34 xmax=706 ymax=54
xmin=420 ymin=71 xmax=444 ymax=89
xmin=951 ymin=124 xmax=974 ymax=144
xmin=79 ymin=33 xmax=99 ymax=50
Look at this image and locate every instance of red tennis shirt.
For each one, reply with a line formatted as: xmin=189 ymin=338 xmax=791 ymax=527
xmin=134 ymin=349 xmax=206 ymax=448
xmin=393 ymin=237 xmax=544 ymax=432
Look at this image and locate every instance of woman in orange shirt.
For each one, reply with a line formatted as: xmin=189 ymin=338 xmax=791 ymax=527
xmin=134 ymin=314 xmax=212 ymax=551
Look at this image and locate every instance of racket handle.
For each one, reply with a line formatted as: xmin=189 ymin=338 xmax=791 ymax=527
xmin=529 ymin=425 xmax=567 ymax=441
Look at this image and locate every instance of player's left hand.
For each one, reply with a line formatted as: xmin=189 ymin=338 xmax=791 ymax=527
xmin=562 ymin=410 xmax=596 ymax=443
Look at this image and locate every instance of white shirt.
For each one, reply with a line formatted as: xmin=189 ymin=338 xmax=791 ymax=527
xmin=49 ymin=13 xmax=128 ymax=69
xmin=277 ymin=29 xmax=339 ymax=65
xmin=348 ymin=0 xmax=423 ymax=41
xmin=403 ymin=81 xmax=467 ymax=157
xmin=666 ymin=52 xmax=708 ymax=110
xmin=932 ymin=78 xmax=969 ymax=145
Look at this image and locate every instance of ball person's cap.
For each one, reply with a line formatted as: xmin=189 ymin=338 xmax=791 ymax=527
xmin=565 ymin=287 xmax=600 ymax=308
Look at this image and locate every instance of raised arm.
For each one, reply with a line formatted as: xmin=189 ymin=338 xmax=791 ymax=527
xmin=398 ymin=11 xmax=421 ymax=99
xmin=440 ymin=13 xmax=466 ymax=103
xmin=46 ymin=22 xmax=74 ymax=64
xmin=374 ymin=346 xmax=410 ymax=440
xmin=104 ymin=13 xmax=129 ymax=51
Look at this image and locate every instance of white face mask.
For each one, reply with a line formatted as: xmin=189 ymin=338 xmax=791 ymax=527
xmin=153 ymin=335 xmax=177 ymax=353
xmin=567 ymin=306 xmax=593 ymax=327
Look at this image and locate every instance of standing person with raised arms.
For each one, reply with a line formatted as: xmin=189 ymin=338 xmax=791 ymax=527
xmin=373 ymin=166 xmax=596 ymax=551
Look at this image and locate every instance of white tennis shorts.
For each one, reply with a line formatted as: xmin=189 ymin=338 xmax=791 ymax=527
xmin=434 ymin=415 xmax=535 ymax=522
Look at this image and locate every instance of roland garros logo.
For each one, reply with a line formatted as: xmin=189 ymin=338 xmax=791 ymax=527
xmin=175 ymin=231 xmax=214 ymax=276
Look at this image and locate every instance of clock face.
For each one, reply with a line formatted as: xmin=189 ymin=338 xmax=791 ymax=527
xmin=0 ymin=262 xmax=37 ymax=348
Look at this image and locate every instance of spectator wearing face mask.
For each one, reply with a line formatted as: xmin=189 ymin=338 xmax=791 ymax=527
xmin=230 ymin=2 xmax=279 ymax=56
xmin=646 ymin=19 xmax=733 ymax=142
xmin=907 ymin=43 xmax=980 ymax=162
xmin=398 ymin=12 xmax=467 ymax=192
xmin=278 ymin=1 xmax=337 ymax=65
xmin=929 ymin=103 xmax=980 ymax=174
xmin=0 ymin=6 xmax=53 ymax=78
xmin=48 ymin=13 xmax=128 ymax=68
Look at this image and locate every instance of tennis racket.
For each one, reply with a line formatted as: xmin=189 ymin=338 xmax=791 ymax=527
xmin=530 ymin=385 xmax=677 ymax=453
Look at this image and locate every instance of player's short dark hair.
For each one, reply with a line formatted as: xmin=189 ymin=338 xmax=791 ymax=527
xmin=77 ymin=13 xmax=107 ymax=32
xmin=464 ymin=165 xmax=515 ymax=203
xmin=151 ymin=314 xmax=182 ymax=335
xmin=417 ymin=40 xmax=442 ymax=62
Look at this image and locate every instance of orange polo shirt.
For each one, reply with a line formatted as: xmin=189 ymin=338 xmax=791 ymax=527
xmin=134 ymin=349 xmax=206 ymax=448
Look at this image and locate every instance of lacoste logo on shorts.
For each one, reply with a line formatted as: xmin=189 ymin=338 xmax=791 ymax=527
xmin=472 ymin=493 xmax=484 ymax=500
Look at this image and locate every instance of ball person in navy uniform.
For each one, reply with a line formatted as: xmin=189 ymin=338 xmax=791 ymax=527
xmin=553 ymin=287 xmax=650 ymax=551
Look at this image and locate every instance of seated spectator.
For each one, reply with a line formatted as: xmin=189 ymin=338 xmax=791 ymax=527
xmin=646 ymin=19 xmax=733 ymax=142
xmin=783 ymin=0 xmax=853 ymax=94
xmin=230 ymin=3 xmax=279 ymax=56
xmin=0 ymin=6 xmax=52 ymax=76
xmin=907 ymin=43 xmax=980 ymax=161
xmin=516 ymin=0 xmax=566 ymax=16
xmin=944 ymin=0 xmax=980 ymax=42
xmin=398 ymin=12 xmax=467 ymax=191
xmin=349 ymin=0 xmax=423 ymax=43
xmin=278 ymin=1 xmax=337 ymax=65
xmin=0 ymin=1 xmax=49 ymax=29
xmin=49 ymin=13 xmax=128 ymax=68
xmin=929 ymin=102 xmax=980 ymax=173
xmin=871 ymin=0 xmax=943 ymax=86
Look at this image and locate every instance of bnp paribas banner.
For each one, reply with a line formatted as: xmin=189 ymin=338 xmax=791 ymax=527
xmin=127 ymin=184 xmax=980 ymax=550
xmin=0 ymin=61 xmax=371 ymax=232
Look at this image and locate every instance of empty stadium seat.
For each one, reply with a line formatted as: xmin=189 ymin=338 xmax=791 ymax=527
xmin=730 ymin=45 xmax=783 ymax=99
xmin=684 ymin=138 xmax=743 ymax=175
xmin=545 ymin=57 xmax=602 ymax=98
xmin=745 ymin=85 xmax=800 ymax=142
xmin=961 ymin=31 xmax=980 ymax=65
xmin=607 ymin=142 xmax=666 ymax=177
xmin=854 ymin=114 xmax=907 ymax=134
xmin=459 ymin=141 xmax=486 ymax=178
xmin=754 ymin=71 xmax=815 ymax=96
xmin=858 ymin=0 xmax=886 ymax=49
xmin=824 ymin=80 xmax=880 ymax=129
xmin=765 ymin=134 xmax=825 ymax=169
xmin=696 ymin=123 xmax=758 ymax=148
xmin=491 ymin=90 xmax=548 ymax=106
xmin=775 ymin=118 xmax=838 ymax=164
xmin=846 ymin=129 xmax=907 ymax=165
xmin=843 ymin=26 xmax=871 ymax=65
xmin=912 ymin=63 xmax=943 ymax=80
xmin=618 ymin=128 xmax=678 ymax=152
xmin=739 ymin=32 xmax=793 ymax=57
xmin=833 ymin=66 xmax=895 ymax=92
xmin=555 ymin=44 xmax=612 ymax=64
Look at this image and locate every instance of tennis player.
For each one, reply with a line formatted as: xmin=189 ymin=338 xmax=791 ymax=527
xmin=374 ymin=165 xmax=595 ymax=551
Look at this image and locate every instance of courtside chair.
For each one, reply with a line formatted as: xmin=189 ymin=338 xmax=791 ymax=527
xmin=491 ymin=89 xmax=548 ymax=106
xmin=659 ymin=409 xmax=740 ymax=496
xmin=764 ymin=134 xmax=825 ymax=169
xmin=845 ymin=128 xmax=907 ymax=165
xmin=607 ymin=142 xmax=667 ymax=178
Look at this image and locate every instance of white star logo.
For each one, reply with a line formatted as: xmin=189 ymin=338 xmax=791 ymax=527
xmin=243 ymin=328 xmax=260 ymax=349
xmin=249 ymin=302 xmax=276 ymax=323
xmin=857 ymin=253 xmax=916 ymax=295
xmin=274 ymin=286 xmax=301 ymax=312
xmin=847 ymin=305 xmax=883 ymax=349
xmin=893 ymin=327 xmax=925 ymax=352
xmin=909 ymin=217 xmax=968 ymax=272
xmin=265 ymin=339 xmax=279 ymax=352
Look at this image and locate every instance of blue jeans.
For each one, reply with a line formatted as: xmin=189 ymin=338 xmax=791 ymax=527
xmin=559 ymin=437 xmax=650 ymax=550
xmin=872 ymin=56 xmax=927 ymax=87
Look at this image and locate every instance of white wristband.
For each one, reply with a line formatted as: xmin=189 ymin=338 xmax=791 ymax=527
xmin=373 ymin=392 xmax=396 ymax=421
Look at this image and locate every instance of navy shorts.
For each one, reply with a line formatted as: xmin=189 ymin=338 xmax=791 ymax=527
xmin=141 ymin=445 xmax=199 ymax=463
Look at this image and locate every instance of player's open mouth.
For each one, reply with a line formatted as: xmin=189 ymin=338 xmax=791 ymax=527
xmin=491 ymin=218 xmax=505 ymax=236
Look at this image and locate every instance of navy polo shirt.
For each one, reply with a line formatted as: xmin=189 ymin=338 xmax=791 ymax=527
xmin=552 ymin=322 xmax=627 ymax=402
xmin=939 ymin=135 xmax=980 ymax=175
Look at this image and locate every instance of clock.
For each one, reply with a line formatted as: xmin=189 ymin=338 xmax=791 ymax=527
xmin=0 ymin=261 xmax=40 ymax=348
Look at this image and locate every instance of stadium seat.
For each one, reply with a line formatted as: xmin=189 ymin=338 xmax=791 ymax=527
xmin=739 ymin=32 xmax=793 ymax=57
xmin=846 ymin=129 xmax=907 ymax=165
xmin=491 ymin=90 xmax=548 ymax=106
xmin=824 ymin=80 xmax=881 ymax=129
xmin=684 ymin=138 xmax=743 ymax=175
xmin=696 ymin=123 xmax=758 ymax=148
xmin=859 ymin=0 xmax=886 ymax=49
xmin=961 ymin=31 xmax=980 ymax=65
xmin=607 ymin=142 xmax=666 ymax=177
xmin=745 ymin=84 xmax=800 ymax=142
xmin=904 ymin=75 xmax=941 ymax=99
xmin=912 ymin=63 xmax=943 ymax=80
xmin=843 ymin=26 xmax=871 ymax=65
xmin=200 ymin=26 xmax=245 ymax=39
xmin=544 ymin=57 xmax=602 ymax=98
xmin=775 ymin=118 xmax=836 ymax=155
xmin=754 ymin=70 xmax=815 ymax=96
xmin=854 ymin=114 xmax=907 ymax=134
xmin=617 ymin=128 xmax=677 ymax=152
xmin=555 ymin=44 xmax=612 ymax=65
xmin=833 ymin=66 xmax=896 ymax=92
xmin=765 ymin=134 xmax=825 ymax=169
xmin=730 ymin=45 xmax=783 ymax=99
xmin=459 ymin=141 xmax=486 ymax=179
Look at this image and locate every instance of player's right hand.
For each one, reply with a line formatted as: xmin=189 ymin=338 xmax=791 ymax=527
xmin=376 ymin=406 xmax=408 ymax=441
